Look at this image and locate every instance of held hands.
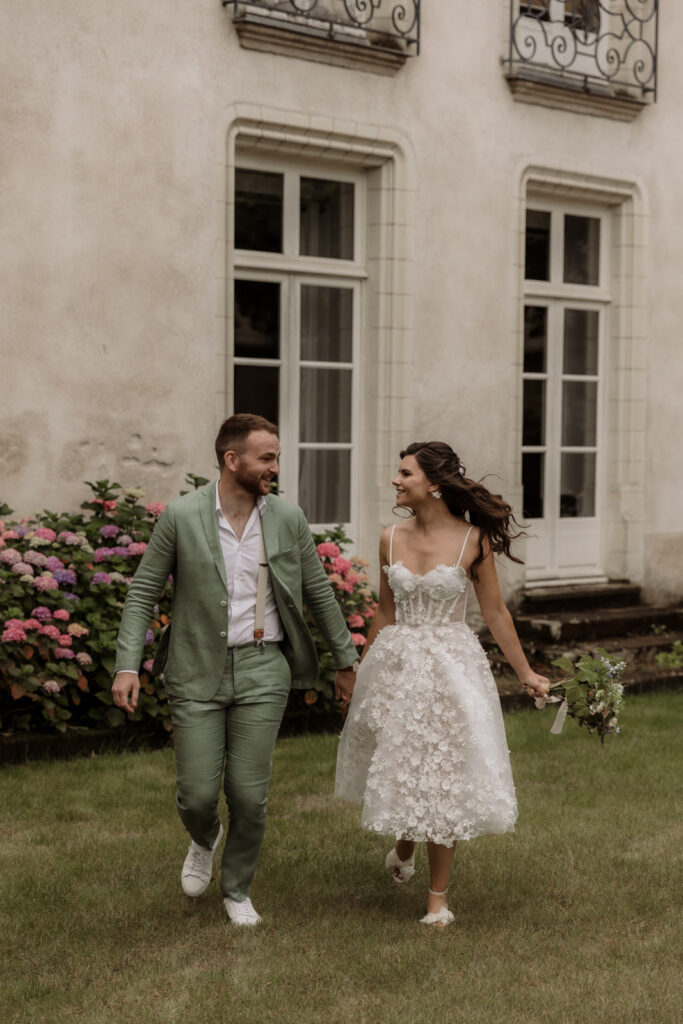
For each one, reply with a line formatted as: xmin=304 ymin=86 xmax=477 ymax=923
xmin=112 ymin=671 xmax=140 ymax=714
xmin=334 ymin=668 xmax=357 ymax=706
xmin=520 ymin=671 xmax=551 ymax=700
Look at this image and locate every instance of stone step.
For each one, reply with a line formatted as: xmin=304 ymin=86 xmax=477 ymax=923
xmin=521 ymin=580 xmax=641 ymax=614
xmin=514 ymin=605 xmax=683 ymax=644
xmin=484 ymin=629 xmax=683 ymax=665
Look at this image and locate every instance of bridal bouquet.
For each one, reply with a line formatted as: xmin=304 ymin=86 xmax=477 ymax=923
xmin=535 ymin=648 xmax=626 ymax=743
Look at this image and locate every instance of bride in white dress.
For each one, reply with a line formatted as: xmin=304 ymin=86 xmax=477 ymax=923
xmin=335 ymin=441 xmax=549 ymax=927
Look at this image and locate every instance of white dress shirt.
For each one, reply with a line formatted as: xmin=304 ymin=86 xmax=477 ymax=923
xmin=215 ymin=483 xmax=284 ymax=646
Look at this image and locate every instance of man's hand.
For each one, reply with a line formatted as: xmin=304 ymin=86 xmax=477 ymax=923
xmin=334 ymin=668 xmax=357 ymax=706
xmin=112 ymin=671 xmax=140 ymax=714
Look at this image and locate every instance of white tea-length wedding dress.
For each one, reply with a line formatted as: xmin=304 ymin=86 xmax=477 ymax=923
xmin=335 ymin=525 xmax=517 ymax=846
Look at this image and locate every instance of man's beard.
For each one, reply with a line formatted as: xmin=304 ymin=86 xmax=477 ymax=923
xmin=235 ymin=466 xmax=269 ymax=496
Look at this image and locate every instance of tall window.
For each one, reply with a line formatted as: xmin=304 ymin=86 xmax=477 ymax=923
xmin=232 ymin=159 xmax=364 ymax=527
xmin=522 ymin=201 xmax=609 ymax=578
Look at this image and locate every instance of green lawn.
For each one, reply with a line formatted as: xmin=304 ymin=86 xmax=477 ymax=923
xmin=1 ymin=693 xmax=681 ymax=1024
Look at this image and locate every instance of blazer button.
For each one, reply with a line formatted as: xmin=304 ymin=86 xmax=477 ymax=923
xmin=220 ymin=630 xmax=227 ymax=638
xmin=220 ymin=600 xmax=227 ymax=607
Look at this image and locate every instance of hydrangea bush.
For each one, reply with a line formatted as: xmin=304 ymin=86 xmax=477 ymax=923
xmin=0 ymin=481 xmax=376 ymax=734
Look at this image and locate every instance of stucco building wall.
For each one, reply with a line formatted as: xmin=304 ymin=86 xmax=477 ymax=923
xmin=2 ymin=1 xmax=680 ymax=600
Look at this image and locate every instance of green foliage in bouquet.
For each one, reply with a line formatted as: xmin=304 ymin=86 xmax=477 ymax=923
xmin=1 ymin=480 xmax=376 ymax=733
xmin=548 ymin=647 xmax=626 ymax=743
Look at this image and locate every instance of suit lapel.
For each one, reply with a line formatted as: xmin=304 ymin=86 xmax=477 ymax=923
xmin=199 ymin=482 xmax=228 ymax=591
xmin=260 ymin=495 xmax=280 ymax=563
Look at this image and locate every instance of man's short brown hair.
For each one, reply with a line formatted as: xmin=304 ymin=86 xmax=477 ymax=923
xmin=214 ymin=414 xmax=279 ymax=469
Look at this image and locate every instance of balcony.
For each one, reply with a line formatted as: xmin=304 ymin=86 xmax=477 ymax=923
xmin=223 ymin=0 xmax=420 ymax=76
xmin=505 ymin=1 xmax=659 ymax=121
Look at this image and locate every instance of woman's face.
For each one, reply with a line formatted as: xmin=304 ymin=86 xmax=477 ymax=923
xmin=392 ymin=454 xmax=433 ymax=508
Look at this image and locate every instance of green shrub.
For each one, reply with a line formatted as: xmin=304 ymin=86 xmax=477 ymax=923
xmin=655 ymin=639 xmax=683 ymax=670
xmin=0 ymin=481 xmax=376 ymax=733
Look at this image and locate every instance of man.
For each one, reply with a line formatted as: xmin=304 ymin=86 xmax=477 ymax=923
xmin=113 ymin=414 xmax=359 ymax=926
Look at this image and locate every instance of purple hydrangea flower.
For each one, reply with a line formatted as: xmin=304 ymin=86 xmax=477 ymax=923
xmin=144 ymin=629 xmax=154 ymax=645
xmin=64 ymin=592 xmax=78 ymax=601
xmin=53 ymin=646 xmax=75 ymax=660
xmin=54 ymin=568 xmax=78 ymax=586
xmin=92 ymin=572 xmax=112 ymax=585
xmin=112 ymin=546 xmax=130 ymax=557
xmin=31 ymin=606 xmax=52 ymax=621
xmin=100 ymin=524 xmax=120 ymax=539
xmin=93 ymin=547 xmax=114 ymax=563
xmin=45 ymin=556 xmax=63 ymax=573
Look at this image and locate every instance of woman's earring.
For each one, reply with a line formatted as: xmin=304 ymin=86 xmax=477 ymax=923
xmin=431 ymin=489 xmax=442 ymax=500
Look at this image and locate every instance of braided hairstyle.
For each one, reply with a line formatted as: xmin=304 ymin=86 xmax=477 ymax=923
xmin=399 ymin=441 xmax=525 ymax=580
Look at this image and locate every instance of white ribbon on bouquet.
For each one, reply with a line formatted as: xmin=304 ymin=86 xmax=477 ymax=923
xmin=533 ymin=690 xmax=569 ymax=735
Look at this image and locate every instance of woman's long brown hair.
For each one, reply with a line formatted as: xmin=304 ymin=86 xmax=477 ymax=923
xmin=400 ymin=441 xmax=526 ymax=580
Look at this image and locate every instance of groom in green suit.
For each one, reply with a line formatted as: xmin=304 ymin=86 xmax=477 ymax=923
xmin=113 ymin=414 xmax=359 ymax=925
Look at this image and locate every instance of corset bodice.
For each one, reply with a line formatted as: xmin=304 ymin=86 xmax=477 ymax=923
xmin=384 ymin=561 xmax=469 ymax=626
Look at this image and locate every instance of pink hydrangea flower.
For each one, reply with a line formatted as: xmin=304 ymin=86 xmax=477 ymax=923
xmin=54 ymin=647 xmax=75 ymax=659
xmin=117 ymin=534 xmax=132 ymax=546
xmin=350 ymin=633 xmax=367 ymax=646
xmin=58 ymin=530 xmax=80 ymax=544
xmin=23 ymin=550 xmax=48 ymax=567
xmin=42 ymin=679 xmax=61 ymax=695
xmin=332 ymin=556 xmax=352 ymax=575
xmin=45 ymin=556 xmax=63 ymax=573
xmin=2 ymin=530 xmax=19 ymax=540
xmin=33 ymin=573 xmax=59 ymax=592
xmin=23 ymin=618 xmax=42 ymax=630
xmin=1 ymin=619 xmax=27 ymax=643
xmin=346 ymin=572 xmax=360 ymax=586
xmin=338 ymin=581 xmax=354 ymax=593
xmin=92 ymin=572 xmax=112 ymax=585
xmin=32 ymin=606 xmax=52 ymax=621
xmin=53 ymin=609 xmax=70 ymax=621
xmin=128 ymin=542 xmax=147 ymax=557
xmin=76 ymin=652 xmax=93 ymax=667
xmin=316 ymin=542 xmax=341 ymax=559
xmin=347 ymin=614 xmax=365 ymax=629
xmin=146 ymin=503 xmax=166 ymax=517
xmin=34 ymin=527 xmax=57 ymax=541
xmin=68 ymin=623 xmax=89 ymax=637
xmin=57 ymin=634 xmax=73 ymax=646
xmin=327 ymin=572 xmax=342 ymax=585
xmin=0 ymin=548 xmax=21 ymax=564
xmin=42 ymin=624 xmax=61 ymax=639
xmin=12 ymin=561 xmax=34 ymax=576
xmin=143 ymin=658 xmax=155 ymax=673
xmin=93 ymin=547 xmax=114 ymax=563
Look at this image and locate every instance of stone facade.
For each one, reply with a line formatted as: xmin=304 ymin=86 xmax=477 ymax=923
xmin=2 ymin=1 xmax=680 ymax=601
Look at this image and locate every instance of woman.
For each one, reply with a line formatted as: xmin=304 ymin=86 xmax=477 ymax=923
xmin=335 ymin=441 xmax=549 ymax=928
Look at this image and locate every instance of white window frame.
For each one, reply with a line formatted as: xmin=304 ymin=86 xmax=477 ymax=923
xmin=523 ymin=197 xmax=611 ymax=580
xmin=232 ymin=153 xmax=367 ymax=533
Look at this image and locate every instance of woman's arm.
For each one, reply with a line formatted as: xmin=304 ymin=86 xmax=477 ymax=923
xmin=361 ymin=528 xmax=397 ymax=660
xmin=472 ymin=538 xmax=549 ymax=698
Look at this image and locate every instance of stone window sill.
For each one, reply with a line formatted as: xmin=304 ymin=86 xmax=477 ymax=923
xmin=232 ymin=7 xmax=409 ymax=77
xmin=506 ymin=70 xmax=648 ymax=123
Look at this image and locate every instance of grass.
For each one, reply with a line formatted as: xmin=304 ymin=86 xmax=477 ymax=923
xmin=1 ymin=692 xmax=681 ymax=1024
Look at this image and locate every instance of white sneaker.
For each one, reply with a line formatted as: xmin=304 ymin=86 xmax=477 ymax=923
xmin=224 ymin=896 xmax=262 ymax=927
xmin=181 ymin=823 xmax=224 ymax=897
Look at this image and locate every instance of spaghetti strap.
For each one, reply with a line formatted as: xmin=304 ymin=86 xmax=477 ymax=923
xmin=389 ymin=524 xmax=397 ymax=566
xmin=455 ymin=525 xmax=474 ymax=569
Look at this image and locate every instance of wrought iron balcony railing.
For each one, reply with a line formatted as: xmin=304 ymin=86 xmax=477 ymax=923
xmin=224 ymin=0 xmax=420 ymax=56
xmin=507 ymin=1 xmax=658 ymax=103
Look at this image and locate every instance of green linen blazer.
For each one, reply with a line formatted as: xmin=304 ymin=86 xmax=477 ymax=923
xmin=114 ymin=483 xmax=358 ymax=701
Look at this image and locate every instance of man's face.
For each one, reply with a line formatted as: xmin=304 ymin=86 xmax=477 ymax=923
xmin=231 ymin=430 xmax=281 ymax=497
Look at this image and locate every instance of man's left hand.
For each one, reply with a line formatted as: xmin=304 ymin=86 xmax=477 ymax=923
xmin=334 ymin=667 xmax=356 ymax=705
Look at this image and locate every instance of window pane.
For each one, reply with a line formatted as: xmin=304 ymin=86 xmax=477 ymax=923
xmin=564 ymin=215 xmax=600 ymax=286
xmin=525 ymin=209 xmax=550 ymax=281
xmin=234 ymin=169 xmax=283 ymax=253
xmin=299 ymin=449 xmax=351 ymax=523
xmin=299 ymin=368 xmax=352 ymax=443
xmin=234 ymin=365 xmax=279 ymax=425
xmin=524 ymin=305 xmax=547 ymax=372
xmin=562 ymin=380 xmax=597 ymax=446
xmin=560 ymin=453 xmax=596 ymax=517
xmin=301 ymin=286 xmax=353 ymax=362
xmin=522 ymin=453 xmax=544 ymax=519
xmin=523 ymin=380 xmax=545 ymax=446
xmin=234 ymin=280 xmax=280 ymax=359
xmin=300 ymin=177 xmax=354 ymax=260
xmin=563 ymin=308 xmax=599 ymax=375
